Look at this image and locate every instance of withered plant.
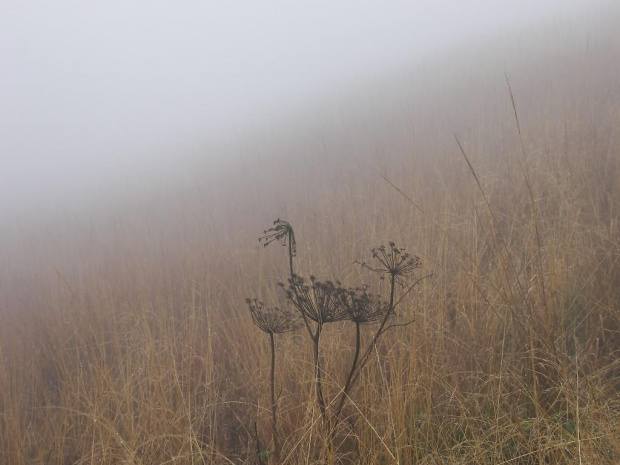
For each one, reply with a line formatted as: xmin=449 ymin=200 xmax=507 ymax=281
xmin=351 ymin=243 xmax=429 ymax=382
xmin=246 ymin=298 xmax=299 ymax=464
xmin=331 ymin=285 xmax=386 ymax=425
xmin=331 ymin=243 xmax=431 ymax=431
xmin=252 ymin=219 xmax=429 ymax=459
xmin=281 ymin=276 xmax=349 ymax=425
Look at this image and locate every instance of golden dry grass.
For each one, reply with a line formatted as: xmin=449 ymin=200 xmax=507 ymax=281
xmin=1 ymin=5 xmax=619 ymax=464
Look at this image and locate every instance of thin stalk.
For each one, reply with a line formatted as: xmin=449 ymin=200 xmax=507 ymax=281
xmin=313 ymin=328 xmax=328 ymax=423
xmin=280 ymin=224 xmax=331 ymax=450
xmin=287 ymin=231 xmax=314 ymax=340
xmin=255 ymin=422 xmax=265 ymax=465
xmin=348 ymin=274 xmax=397 ymax=389
xmin=332 ymin=321 xmax=361 ymax=430
xmin=328 ymin=274 xmax=397 ymax=441
xmin=269 ymin=332 xmax=280 ymax=464
xmin=333 ymin=272 xmax=429 ymax=430
xmin=312 ymin=323 xmax=335 ymax=461
xmin=288 ymin=234 xmax=295 ymax=279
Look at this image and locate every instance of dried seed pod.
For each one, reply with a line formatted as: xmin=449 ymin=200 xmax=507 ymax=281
xmin=336 ymin=286 xmax=387 ymax=325
xmin=283 ymin=276 xmax=349 ymax=324
xmin=259 ymin=219 xmax=296 ymax=256
xmin=357 ymin=242 xmax=421 ymax=286
xmin=246 ymin=298 xmax=300 ymax=334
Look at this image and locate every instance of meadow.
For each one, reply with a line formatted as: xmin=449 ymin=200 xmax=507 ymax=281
xmin=1 ymin=5 xmax=619 ymax=464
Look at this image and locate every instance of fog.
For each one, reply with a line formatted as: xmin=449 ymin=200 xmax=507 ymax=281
xmin=0 ymin=0 xmax=599 ymax=223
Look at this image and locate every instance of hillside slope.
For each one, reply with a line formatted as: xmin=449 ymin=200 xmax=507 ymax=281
xmin=1 ymin=3 xmax=619 ymax=463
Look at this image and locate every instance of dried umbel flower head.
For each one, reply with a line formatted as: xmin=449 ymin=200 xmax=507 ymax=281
xmin=358 ymin=242 xmax=421 ymax=285
xmin=336 ymin=286 xmax=387 ymax=325
xmin=282 ymin=275 xmax=349 ymax=325
xmin=259 ymin=219 xmax=296 ymax=256
xmin=246 ymin=298 xmax=300 ymax=334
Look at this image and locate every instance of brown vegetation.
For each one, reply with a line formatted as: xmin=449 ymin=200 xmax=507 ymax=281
xmin=1 ymin=5 xmax=619 ymax=463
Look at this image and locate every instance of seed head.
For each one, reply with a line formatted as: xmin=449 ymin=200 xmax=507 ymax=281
xmin=357 ymin=242 xmax=421 ymax=285
xmin=246 ymin=298 xmax=300 ymax=334
xmin=336 ymin=286 xmax=387 ymax=325
xmin=259 ymin=219 xmax=296 ymax=256
xmin=282 ymin=275 xmax=348 ymax=324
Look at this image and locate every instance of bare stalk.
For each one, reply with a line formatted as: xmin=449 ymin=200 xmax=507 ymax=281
xmin=255 ymin=422 xmax=265 ymax=465
xmin=312 ymin=327 xmax=328 ymax=424
xmin=269 ymin=332 xmax=279 ymax=464
xmin=331 ymin=274 xmax=396 ymax=433
xmin=348 ymin=273 xmax=396 ymax=392
xmin=332 ymin=321 xmax=361 ymax=431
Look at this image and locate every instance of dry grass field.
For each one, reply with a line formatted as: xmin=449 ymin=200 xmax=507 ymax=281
xmin=1 ymin=4 xmax=619 ymax=464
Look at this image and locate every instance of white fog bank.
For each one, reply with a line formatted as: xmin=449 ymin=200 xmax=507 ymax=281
xmin=0 ymin=0 xmax=603 ymax=221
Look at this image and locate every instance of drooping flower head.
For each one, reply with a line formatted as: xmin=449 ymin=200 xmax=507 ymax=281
xmin=259 ymin=219 xmax=296 ymax=256
xmin=246 ymin=298 xmax=300 ymax=334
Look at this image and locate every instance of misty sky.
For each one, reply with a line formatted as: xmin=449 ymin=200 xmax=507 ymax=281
xmin=0 ymin=1 xmax=597 ymax=219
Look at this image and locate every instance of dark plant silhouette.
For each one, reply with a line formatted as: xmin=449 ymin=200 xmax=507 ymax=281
xmin=358 ymin=242 xmax=422 ymax=286
xmin=331 ymin=286 xmax=387 ymax=426
xmin=282 ymin=276 xmax=350 ymax=326
xmin=260 ymin=219 xmax=296 ymax=278
xmin=331 ymin=243 xmax=430 ymax=431
xmin=347 ymin=243 xmax=430 ymax=392
xmin=247 ymin=298 xmax=299 ymax=464
xmin=260 ymin=220 xmax=341 ymax=427
xmin=247 ymin=298 xmax=299 ymax=335
xmin=252 ymin=220 xmax=430 ymax=460
xmin=280 ymin=276 xmax=349 ymax=425
xmin=336 ymin=285 xmax=386 ymax=325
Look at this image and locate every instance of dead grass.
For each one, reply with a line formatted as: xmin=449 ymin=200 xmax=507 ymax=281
xmin=1 ymin=5 xmax=619 ymax=464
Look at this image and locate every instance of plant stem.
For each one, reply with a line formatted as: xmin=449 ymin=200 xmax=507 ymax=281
xmin=313 ymin=326 xmax=335 ymax=461
xmin=284 ymin=225 xmax=330 ymax=449
xmin=255 ymin=422 xmax=265 ymax=465
xmin=287 ymin=231 xmax=314 ymax=340
xmin=333 ymin=322 xmax=361 ymax=426
xmin=288 ymin=234 xmax=295 ymax=279
xmin=269 ymin=332 xmax=280 ymax=464
xmin=348 ymin=274 xmax=397 ymax=391
xmin=313 ymin=328 xmax=328 ymax=423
